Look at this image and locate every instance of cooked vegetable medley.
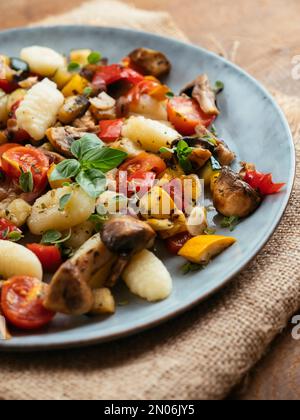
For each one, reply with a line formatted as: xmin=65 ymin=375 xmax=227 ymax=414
xmin=0 ymin=46 xmax=285 ymax=336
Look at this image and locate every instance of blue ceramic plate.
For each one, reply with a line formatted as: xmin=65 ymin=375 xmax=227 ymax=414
xmin=0 ymin=26 xmax=295 ymax=351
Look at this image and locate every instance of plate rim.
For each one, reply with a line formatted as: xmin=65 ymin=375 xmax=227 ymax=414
xmin=0 ymin=25 xmax=296 ymax=351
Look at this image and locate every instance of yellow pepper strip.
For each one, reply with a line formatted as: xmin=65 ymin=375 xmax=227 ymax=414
xmin=62 ymin=74 xmax=88 ymax=97
xmin=210 ymin=171 xmax=221 ymax=192
xmin=179 ymin=235 xmax=236 ymax=264
xmin=47 ymin=164 xmax=72 ymax=189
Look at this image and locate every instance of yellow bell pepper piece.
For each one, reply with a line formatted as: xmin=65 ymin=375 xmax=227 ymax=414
xmin=62 ymin=74 xmax=88 ymax=97
xmin=70 ymin=49 xmax=92 ymax=66
xmin=52 ymin=67 xmax=72 ymax=90
xmin=179 ymin=235 xmax=236 ymax=264
xmin=47 ymin=164 xmax=72 ymax=189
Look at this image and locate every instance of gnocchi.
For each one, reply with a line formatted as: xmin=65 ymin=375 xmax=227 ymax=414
xmin=20 ymin=46 xmax=65 ymax=77
xmin=0 ymin=240 xmax=43 ymax=280
xmin=16 ymin=78 xmax=64 ymax=141
xmin=122 ymin=116 xmax=180 ymax=153
xmin=27 ymin=185 xmax=95 ymax=235
xmin=123 ymin=250 xmax=173 ymax=302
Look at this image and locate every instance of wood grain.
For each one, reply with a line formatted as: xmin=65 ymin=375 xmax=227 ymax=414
xmin=0 ymin=0 xmax=300 ymax=400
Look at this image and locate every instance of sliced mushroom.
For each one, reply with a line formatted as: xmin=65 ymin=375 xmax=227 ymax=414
xmin=44 ymin=234 xmax=117 ymax=315
xmin=101 ymin=216 xmax=156 ymax=256
xmin=214 ymin=140 xmax=236 ymax=166
xmin=46 ymin=126 xmax=90 ymax=157
xmin=129 ymin=48 xmax=171 ymax=79
xmin=181 ymin=74 xmax=219 ymax=116
xmin=189 ymin=148 xmax=212 ymax=169
xmin=213 ymin=167 xmax=261 ymax=218
xmin=58 ymin=95 xmax=90 ymax=125
xmin=73 ymin=110 xmax=98 ymax=132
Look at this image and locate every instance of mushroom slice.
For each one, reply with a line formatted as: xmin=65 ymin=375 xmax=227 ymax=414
xmin=213 ymin=167 xmax=261 ymax=218
xmin=129 ymin=48 xmax=171 ymax=79
xmin=44 ymin=234 xmax=117 ymax=315
xmin=46 ymin=126 xmax=89 ymax=157
xmin=101 ymin=216 xmax=156 ymax=256
xmin=214 ymin=141 xmax=236 ymax=166
xmin=181 ymin=74 xmax=219 ymax=116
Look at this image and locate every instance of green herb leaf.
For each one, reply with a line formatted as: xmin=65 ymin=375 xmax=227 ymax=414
xmin=181 ymin=262 xmax=205 ymax=275
xmin=7 ymin=231 xmax=23 ymax=242
xmin=59 ymin=193 xmax=72 ymax=211
xmin=210 ymin=125 xmax=218 ymax=137
xmin=165 ymin=92 xmax=175 ymax=98
xmin=54 ymin=229 xmax=72 ymax=245
xmin=83 ymin=148 xmax=128 ymax=173
xmin=210 ymin=156 xmax=222 ymax=171
xmin=88 ymin=51 xmax=102 ymax=65
xmin=76 ymin=169 xmax=107 ymax=198
xmin=68 ymin=62 xmax=81 ymax=72
xmin=89 ymin=214 xmax=109 ymax=232
xmin=220 ymin=216 xmax=240 ymax=231
xmin=214 ymin=80 xmax=224 ymax=94
xmin=176 ymin=140 xmax=193 ymax=173
xmin=71 ymin=134 xmax=104 ymax=160
xmin=19 ymin=170 xmax=34 ymax=193
xmin=41 ymin=230 xmax=62 ymax=245
xmin=204 ymin=227 xmax=217 ymax=235
xmin=83 ymin=86 xmax=93 ymax=97
xmin=50 ymin=160 xmax=81 ymax=181
xmin=1 ymin=227 xmax=9 ymax=239
xmin=159 ymin=146 xmax=174 ymax=154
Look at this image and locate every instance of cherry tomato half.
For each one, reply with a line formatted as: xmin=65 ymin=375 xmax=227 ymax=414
xmin=99 ymin=119 xmax=124 ymax=143
xmin=167 ymin=96 xmax=216 ymax=135
xmin=1 ymin=146 xmax=49 ymax=192
xmin=26 ymin=244 xmax=63 ymax=273
xmin=119 ymin=152 xmax=167 ymax=179
xmin=166 ymin=232 xmax=193 ymax=255
xmin=1 ymin=276 xmax=55 ymax=330
xmin=0 ymin=218 xmax=22 ymax=240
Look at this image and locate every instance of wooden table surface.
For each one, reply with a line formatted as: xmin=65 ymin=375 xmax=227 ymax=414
xmin=1 ymin=0 xmax=299 ymax=400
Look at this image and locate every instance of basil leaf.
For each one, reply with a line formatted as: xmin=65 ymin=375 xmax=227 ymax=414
xmin=84 ymin=148 xmax=127 ymax=173
xmin=68 ymin=62 xmax=80 ymax=72
xmin=176 ymin=140 xmax=193 ymax=173
xmin=88 ymin=51 xmax=102 ymax=65
xmin=19 ymin=170 xmax=34 ymax=193
xmin=59 ymin=193 xmax=72 ymax=211
xmin=159 ymin=146 xmax=174 ymax=154
xmin=50 ymin=160 xmax=81 ymax=181
xmin=83 ymin=87 xmax=93 ymax=97
xmin=165 ymin=92 xmax=175 ymax=98
xmin=76 ymin=169 xmax=107 ymax=198
xmin=71 ymin=134 xmax=104 ymax=160
xmin=41 ymin=230 xmax=62 ymax=244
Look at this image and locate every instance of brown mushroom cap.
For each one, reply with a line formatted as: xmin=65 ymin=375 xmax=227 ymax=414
xmin=213 ymin=167 xmax=261 ymax=218
xmin=129 ymin=48 xmax=171 ymax=79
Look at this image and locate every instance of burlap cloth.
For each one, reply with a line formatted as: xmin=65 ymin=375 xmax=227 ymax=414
xmin=0 ymin=0 xmax=299 ymax=401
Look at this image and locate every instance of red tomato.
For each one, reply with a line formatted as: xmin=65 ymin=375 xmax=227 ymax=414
xmin=0 ymin=143 xmax=20 ymax=158
xmin=126 ymin=79 xmax=160 ymax=103
xmin=0 ymin=79 xmax=18 ymax=94
xmin=0 ymin=218 xmax=22 ymax=240
xmin=92 ymin=64 xmax=144 ymax=89
xmin=1 ymin=276 xmax=55 ymax=330
xmin=99 ymin=119 xmax=124 ymax=143
xmin=167 ymin=96 xmax=216 ymax=135
xmin=118 ymin=152 xmax=166 ymax=196
xmin=244 ymin=170 xmax=285 ymax=196
xmin=27 ymin=244 xmax=63 ymax=273
xmin=166 ymin=232 xmax=192 ymax=255
xmin=119 ymin=152 xmax=167 ymax=178
xmin=1 ymin=146 xmax=49 ymax=192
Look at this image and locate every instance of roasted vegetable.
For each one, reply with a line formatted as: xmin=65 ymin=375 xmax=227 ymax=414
xmin=214 ymin=141 xmax=235 ymax=166
xmin=46 ymin=126 xmax=89 ymax=157
xmin=129 ymin=48 xmax=171 ymax=79
xmin=58 ymin=95 xmax=90 ymax=124
xmin=62 ymin=74 xmax=88 ymax=97
xmin=20 ymin=46 xmax=65 ymax=77
xmin=181 ymin=74 xmax=219 ymax=116
xmin=52 ymin=66 xmax=72 ymax=89
xmin=89 ymin=288 xmax=115 ymax=315
xmin=178 ymin=235 xmax=236 ymax=264
xmin=213 ymin=167 xmax=261 ymax=218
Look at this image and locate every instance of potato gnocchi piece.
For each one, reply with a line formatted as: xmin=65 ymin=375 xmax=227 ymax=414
xmin=129 ymin=95 xmax=168 ymax=121
xmin=122 ymin=116 xmax=180 ymax=153
xmin=123 ymin=250 xmax=172 ymax=302
xmin=110 ymin=138 xmax=143 ymax=158
xmin=20 ymin=46 xmax=65 ymax=77
xmin=65 ymin=221 xmax=94 ymax=250
xmin=27 ymin=186 xmax=95 ymax=235
xmin=5 ymin=199 xmax=32 ymax=227
xmin=16 ymin=78 xmax=64 ymax=141
xmin=0 ymin=240 xmax=42 ymax=280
